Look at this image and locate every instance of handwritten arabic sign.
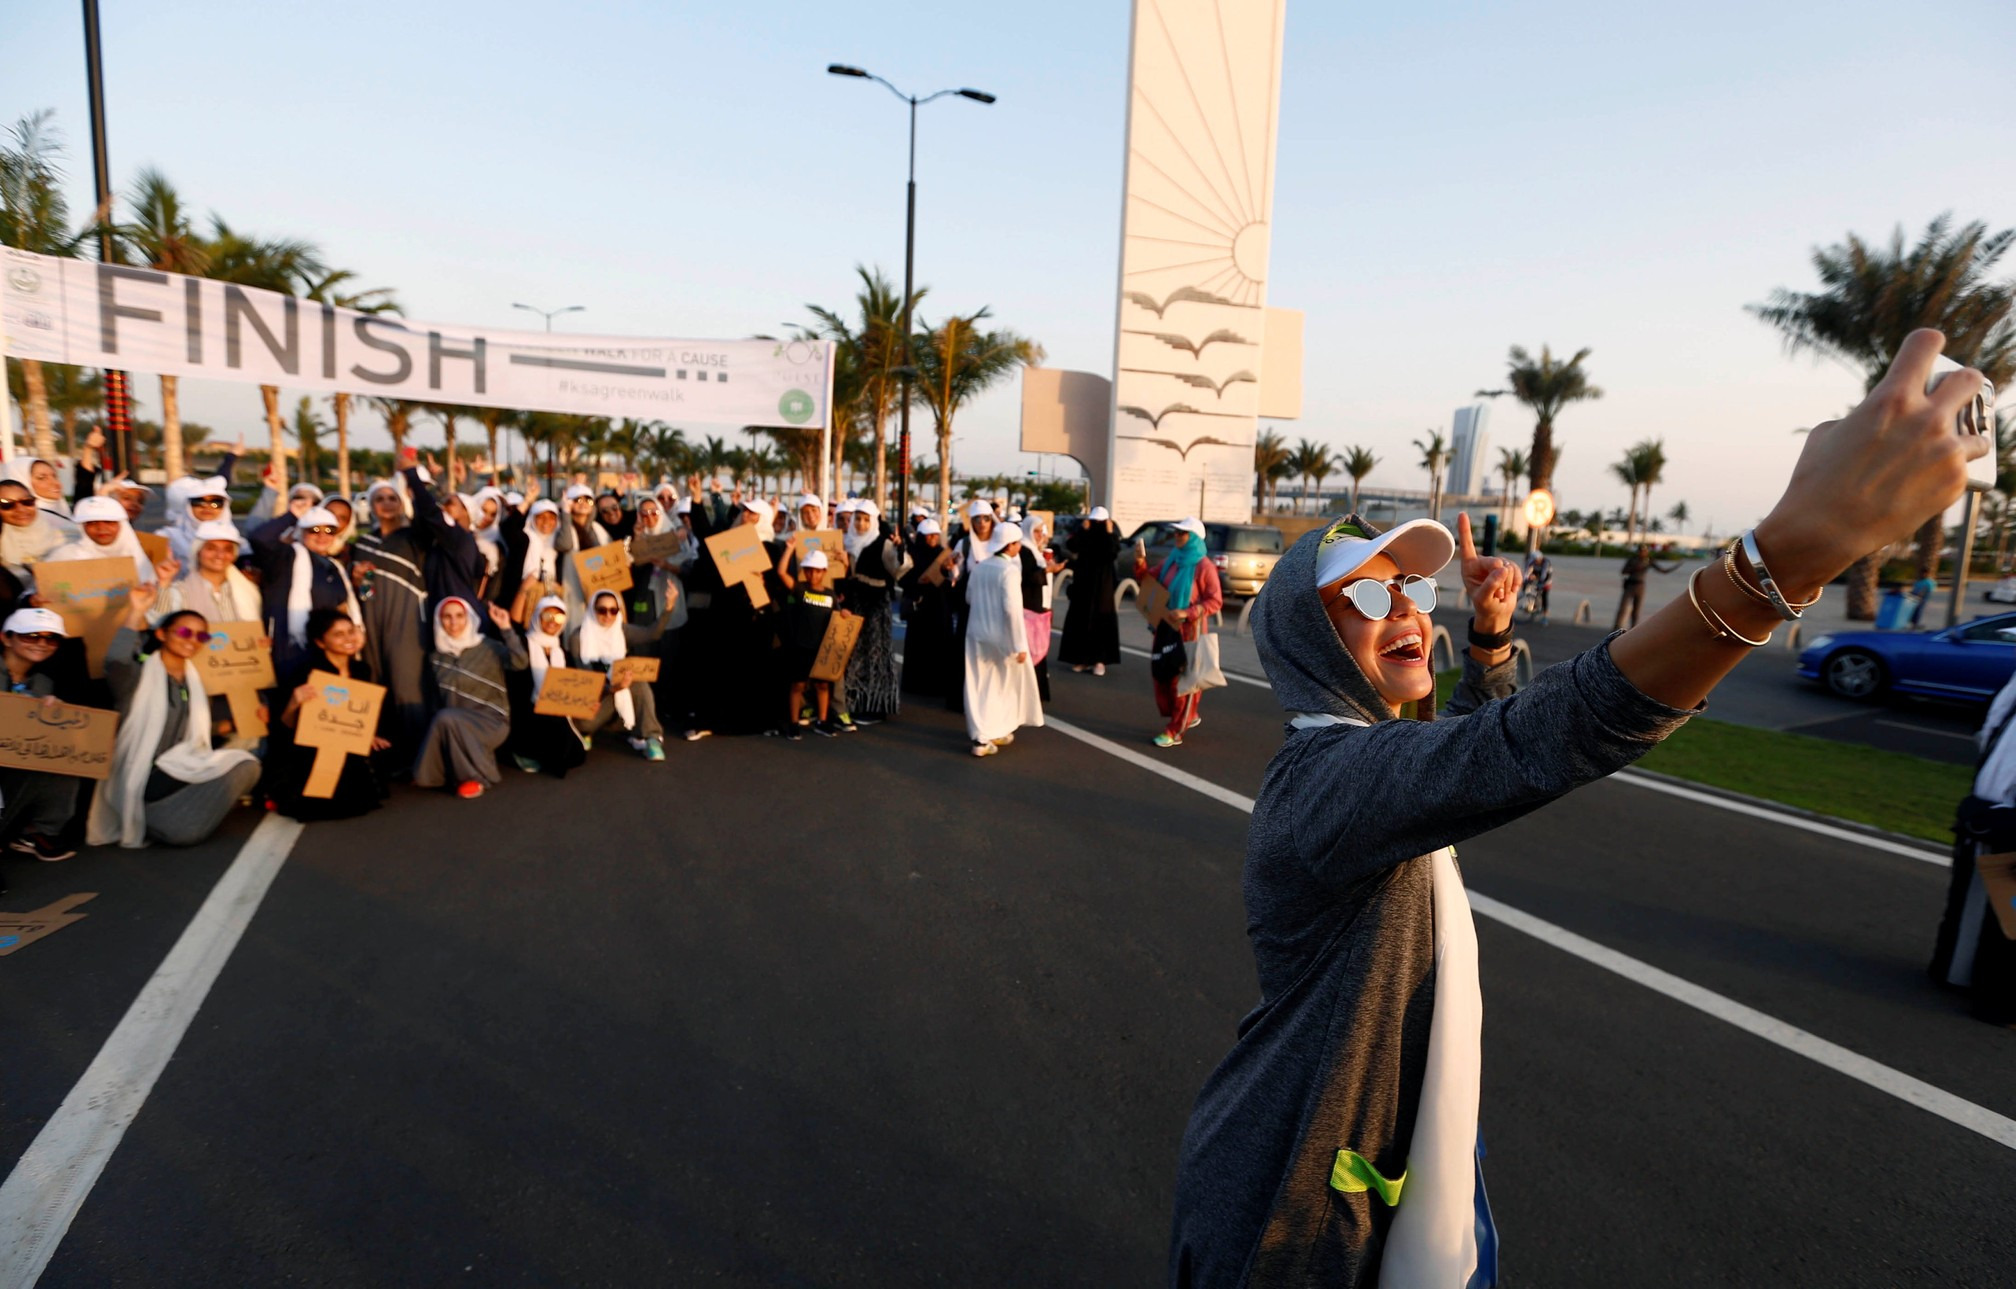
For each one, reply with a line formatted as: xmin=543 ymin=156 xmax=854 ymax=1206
xmin=0 ymin=892 xmax=96 ymax=956
xmin=572 ymin=541 xmax=633 ymax=597
xmin=704 ymin=524 xmax=772 ymax=609
xmin=608 ymin=656 xmax=660 ymax=689
xmin=534 ymin=667 xmax=606 ymax=720
xmin=36 ymin=556 xmax=133 ymax=677
xmin=0 ymin=693 xmax=119 ymax=779
xmin=196 ymin=621 xmax=276 ymax=691
xmin=627 ymin=531 xmax=685 ymax=565
xmin=809 ymin=611 xmax=863 ymax=683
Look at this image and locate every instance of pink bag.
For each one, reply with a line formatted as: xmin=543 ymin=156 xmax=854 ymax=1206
xmin=1024 ymin=610 xmax=1053 ymax=665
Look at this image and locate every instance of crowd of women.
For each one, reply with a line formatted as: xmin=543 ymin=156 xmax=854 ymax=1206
xmin=0 ymin=435 xmax=1227 ymax=885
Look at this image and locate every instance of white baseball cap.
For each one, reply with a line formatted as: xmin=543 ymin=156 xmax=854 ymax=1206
xmin=193 ymin=519 xmax=242 ymax=545
xmin=1172 ymin=516 xmax=1207 ymax=540
xmin=1311 ymin=514 xmax=1455 ymax=588
xmin=966 ymin=499 xmax=995 ymax=520
xmin=993 ymin=521 xmax=1024 ymax=549
xmin=4 ymin=607 xmax=66 ymax=637
xmin=799 ymin=550 xmax=829 ymax=570
xmin=916 ymin=518 xmax=941 ymax=536
xmin=1089 ymin=506 xmax=1110 ymax=521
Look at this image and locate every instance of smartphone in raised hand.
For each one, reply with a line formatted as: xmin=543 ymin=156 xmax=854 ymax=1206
xmin=1929 ymin=355 xmax=1998 ymax=492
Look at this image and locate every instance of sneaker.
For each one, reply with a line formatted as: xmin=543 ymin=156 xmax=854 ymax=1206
xmin=513 ymin=755 xmax=542 ymax=774
xmin=1153 ymin=732 xmax=1182 ymax=749
xmin=812 ymin=720 xmax=840 ymax=738
xmin=992 ymin=733 xmax=1015 ymax=747
xmin=628 ymin=736 xmax=648 ymax=752
xmin=1187 ymin=714 xmax=1202 ymax=731
xmin=644 ymin=737 xmax=665 ymax=762
xmin=683 ymin=728 xmax=711 ymax=742
xmin=456 ymin=780 xmax=486 ymax=799
xmin=1093 ymin=663 xmax=1106 ymax=677
xmin=852 ymin=715 xmax=883 ymax=728
xmin=835 ymin=713 xmax=860 ymax=733
xmin=795 ymin=716 xmax=813 ymax=727
xmin=13 ymin=832 xmax=75 ymax=862
xmin=581 ymin=735 xmax=593 ymax=751
xmin=787 ymin=727 xmax=804 ymax=742
xmin=971 ymin=740 xmax=999 ymax=758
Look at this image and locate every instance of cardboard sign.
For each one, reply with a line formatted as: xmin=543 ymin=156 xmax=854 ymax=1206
xmin=36 ymin=556 xmax=133 ymax=677
xmin=534 ymin=667 xmax=606 ymax=720
xmin=195 ymin=621 xmax=275 ymax=692
xmin=1137 ymin=575 xmax=1180 ymax=629
xmin=294 ymin=670 xmax=385 ymax=797
xmin=809 ymin=611 xmax=864 ymax=683
xmin=627 ymin=530 xmax=686 ymax=565
xmin=136 ymin=531 xmax=172 ymax=566
xmin=919 ymin=550 xmax=954 ymax=587
xmin=596 ymin=471 xmax=622 ymax=494
xmin=572 ymin=541 xmax=633 ymax=596
xmin=790 ymin=528 xmax=848 ymax=574
xmin=1978 ymin=851 xmax=2016 ymax=940
xmin=512 ymin=578 xmax=565 ymax=628
xmin=705 ymin=524 xmax=772 ymax=610
xmin=0 ymin=693 xmax=120 ymax=780
xmin=0 ymin=892 xmax=96 ymax=956
xmin=609 ymin=656 xmax=660 ymax=689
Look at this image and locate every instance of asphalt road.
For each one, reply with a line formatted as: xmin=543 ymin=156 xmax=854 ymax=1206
xmin=5 ymin=637 xmax=2012 ymax=1286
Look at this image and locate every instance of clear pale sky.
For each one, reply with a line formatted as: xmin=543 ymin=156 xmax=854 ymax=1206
xmin=9 ymin=0 xmax=2012 ymax=532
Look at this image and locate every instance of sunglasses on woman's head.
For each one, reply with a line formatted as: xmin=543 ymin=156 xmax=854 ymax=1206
xmin=1323 ymin=573 xmax=1438 ymax=621
xmin=168 ymin=626 xmax=213 ymax=643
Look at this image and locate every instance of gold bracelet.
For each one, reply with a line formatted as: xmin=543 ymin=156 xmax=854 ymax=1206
xmin=1687 ymin=566 xmax=1772 ymax=647
xmin=1721 ymin=546 xmax=1776 ymax=609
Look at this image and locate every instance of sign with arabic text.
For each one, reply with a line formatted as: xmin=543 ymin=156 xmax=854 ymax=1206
xmin=0 ymin=693 xmax=119 ymax=779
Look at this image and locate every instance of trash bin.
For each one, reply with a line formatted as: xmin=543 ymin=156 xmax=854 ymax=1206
xmin=1877 ymin=588 xmax=1911 ymax=630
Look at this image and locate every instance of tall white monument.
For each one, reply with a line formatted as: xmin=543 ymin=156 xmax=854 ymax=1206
xmin=1021 ymin=0 xmax=1300 ymax=533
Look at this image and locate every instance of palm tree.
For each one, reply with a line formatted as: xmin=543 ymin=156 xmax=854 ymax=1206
xmin=300 ymin=267 xmax=397 ymax=497
xmin=1495 ymin=447 xmax=1529 ymax=531
xmin=1290 ymin=439 xmax=1329 ymax=514
xmin=910 ymin=308 xmax=1043 ymax=527
xmin=1609 ymin=449 xmax=1645 ymax=542
xmin=1751 ymin=213 xmax=2016 ymax=616
xmin=291 ymin=396 xmax=326 ymax=490
xmin=113 ymin=168 xmax=213 ymax=480
xmin=1341 ymin=445 xmax=1379 ymax=515
xmin=43 ymin=364 xmax=103 ymax=458
xmin=804 ymin=266 xmax=922 ymax=508
xmin=1634 ymin=438 xmax=1668 ymax=536
xmin=206 ymin=217 xmax=326 ymax=490
xmin=367 ymin=397 xmax=423 ymax=460
xmin=1477 ymin=345 xmax=1603 ymax=504
xmin=1 ymin=110 xmax=90 ymax=459
xmin=1253 ymin=429 xmax=1292 ymax=511
xmin=1414 ymin=430 xmax=1449 ymax=520
xmin=1668 ymin=500 xmax=1691 ymax=534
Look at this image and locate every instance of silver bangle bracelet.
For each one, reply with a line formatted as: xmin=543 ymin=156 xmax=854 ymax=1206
xmin=1740 ymin=528 xmax=1810 ymax=622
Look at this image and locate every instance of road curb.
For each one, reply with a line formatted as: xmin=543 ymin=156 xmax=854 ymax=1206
xmin=1619 ymin=767 xmax=1951 ymax=859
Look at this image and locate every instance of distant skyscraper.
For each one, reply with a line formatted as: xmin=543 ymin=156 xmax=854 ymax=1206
xmin=1448 ymin=403 xmax=1491 ymax=498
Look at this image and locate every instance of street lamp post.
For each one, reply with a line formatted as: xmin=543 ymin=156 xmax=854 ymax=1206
xmin=827 ymin=64 xmax=994 ymax=525
xmin=512 ymin=303 xmax=583 ymax=494
xmin=81 ymin=0 xmax=134 ymax=476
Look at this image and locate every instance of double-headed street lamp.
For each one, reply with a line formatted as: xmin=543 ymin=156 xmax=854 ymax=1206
xmin=827 ymin=64 xmax=995 ymax=522
xmin=512 ymin=302 xmax=585 ymax=333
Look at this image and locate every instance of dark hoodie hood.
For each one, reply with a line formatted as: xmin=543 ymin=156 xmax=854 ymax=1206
xmin=1251 ymin=522 xmax=1398 ymax=726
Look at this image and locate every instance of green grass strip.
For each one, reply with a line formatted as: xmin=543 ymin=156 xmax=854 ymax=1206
xmin=1433 ymin=670 xmax=1969 ymax=843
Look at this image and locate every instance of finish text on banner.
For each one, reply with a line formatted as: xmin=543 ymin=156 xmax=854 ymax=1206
xmin=0 ymin=248 xmax=833 ymax=430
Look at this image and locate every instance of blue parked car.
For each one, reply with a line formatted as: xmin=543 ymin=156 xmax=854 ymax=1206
xmin=1797 ymin=613 xmax=2016 ymax=702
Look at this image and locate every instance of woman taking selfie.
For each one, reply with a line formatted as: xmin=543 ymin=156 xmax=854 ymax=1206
xmin=1168 ymin=333 xmax=1987 ymax=1288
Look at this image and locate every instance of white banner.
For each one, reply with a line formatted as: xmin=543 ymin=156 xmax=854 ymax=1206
xmin=0 ymin=247 xmax=833 ymax=429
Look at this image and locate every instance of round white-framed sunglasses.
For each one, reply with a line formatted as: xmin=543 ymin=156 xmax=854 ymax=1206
xmin=1323 ymin=573 xmax=1438 ymax=620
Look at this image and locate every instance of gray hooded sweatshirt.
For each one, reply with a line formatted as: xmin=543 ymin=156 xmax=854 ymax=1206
xmin=1168 ymin=526 xmax=1692 ymax=1287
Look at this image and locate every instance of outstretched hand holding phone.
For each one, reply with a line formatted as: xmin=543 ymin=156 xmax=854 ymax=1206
xmin=1610 ymin=329 xmax=1985 ymax=710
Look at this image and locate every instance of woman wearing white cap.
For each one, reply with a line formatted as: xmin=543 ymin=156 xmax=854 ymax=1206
xmin=89 ymin=584 xmax=261 ymax=848
xmin=248 ymin=503 xmax=361 ymax=679
xmin=0 ymin=607 xmax=89 ymax=863
xmin=1133 ymin=516 xmax=1222 ymax=748
xmin=1059 ymin=506 xmax=1122 ymax=676
xmin=45 ymin=495 xmax=166 ymax=586
xmin=962 ymin=521 xmax=1042 ymax=756
xmin=160 ymin=474 xmax=238 ymax=565
xmin=1169 ymin=333 xmax=1987 ymax=1286
xmin=836 ymin=499 xmax=905 ymax=726
xmin=943 ymin=499 xmax=998 ymax=714
xmin=162 ymin=519 xmax=260 ymax=623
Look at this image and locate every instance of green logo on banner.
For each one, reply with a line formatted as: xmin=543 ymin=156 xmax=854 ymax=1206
xmin=778 ymin=389 xmax=815 ymax=425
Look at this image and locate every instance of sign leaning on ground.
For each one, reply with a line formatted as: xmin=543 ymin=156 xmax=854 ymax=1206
xmin=0 ymin=247 xmax=834 ymax=430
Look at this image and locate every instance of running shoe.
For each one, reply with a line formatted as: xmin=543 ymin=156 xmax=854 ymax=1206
xmin=12 ymin=832 xmax=75 ymax=862
xmin=456 ymin=780 xmax=486 ymax=799
xmin=992 ymin=733 xmax=1015 ymax=746
xmin=971 ymin=740 xmax=999 ymax=757
xmin=1153 ymin=732 xmax=1182 ymax=749
xmin=813 ymin=720 xmax=840 ymax=738
xmin=1187 ymin=714 xmax=1202 ymax=730
xmin=683 ymin=728 xmax=711 ymax=742
xmin=628 ymin=736 xmax=648 ymax=752
xmin=644 ymin=737 xmax=666 ymax=762
xmin=581 ymin=735 xmax=593 ymax=751
xmin=513 ymin=755 xmax=542 ymax=774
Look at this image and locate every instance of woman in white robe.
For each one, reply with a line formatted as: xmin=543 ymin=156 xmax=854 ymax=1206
xmin=962 ymin=522 xmax=1043 ymax=757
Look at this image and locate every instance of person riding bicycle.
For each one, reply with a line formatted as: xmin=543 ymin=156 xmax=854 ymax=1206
xmin=1523 ymin=549 xmax=1554 ymax=625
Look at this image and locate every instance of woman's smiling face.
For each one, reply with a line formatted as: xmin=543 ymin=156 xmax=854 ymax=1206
xmin=1321 ymin=552 xmax=1434 ymax=709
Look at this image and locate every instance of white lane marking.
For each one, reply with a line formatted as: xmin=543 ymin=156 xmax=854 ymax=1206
xmin=1100 ymin=650 xmax=1951 ymax=866
xmin=1469 ymin=893 xmax=2016 ymax=1150
xmin=1873 ymin=719 xmax=1974 ymax=742
xmin=0 ymin=813 xmax=306 ymax=1286
xmin=1048 ymin=713 xmax=2016 ymax=1153
xmin=1115 ymin=642 xmax=1269 ymax=687
xmin=1609 ymin=771 xmax=1948 ymax=867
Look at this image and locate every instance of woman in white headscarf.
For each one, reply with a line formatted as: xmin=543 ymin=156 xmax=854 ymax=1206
xmin=162 ymin=519 xmax=261 ymax=624
xmin=248 ymin=504 xmax=361 ymax=678
xmin=568 ymin=588 xmax=668 ymax=760
xmin=559 ymin=486 xmax=611 ymax=619
xmin=466 ymin=486 xmax=507 ymax=591
xmin=159 ymin=474 xmax=236 ymax=564
xmin=412 ymin=596 xmax=526 ymax=799
xmin=47 ymin=495 xmax=163 ymax=584
xmin=89 ymin=583 xmax=262 ymax=848
xmin=8 ymin=458 xmax=78 ymax=535
xmin=0 ymin=478 xmax=68 ymax=583
xmin=498 ymin=498 xmax=570 ymax=621
xmin=504 ymin=595 xmax=587 ymax=778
